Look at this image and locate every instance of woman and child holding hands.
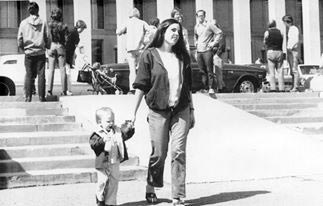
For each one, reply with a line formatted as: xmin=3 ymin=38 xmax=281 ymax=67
xmin=89 ymin=18 xmax=195 ymax=206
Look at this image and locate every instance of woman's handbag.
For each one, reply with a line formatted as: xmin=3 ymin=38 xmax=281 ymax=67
xmin=77 ymin=64 xmax=92 ymax=83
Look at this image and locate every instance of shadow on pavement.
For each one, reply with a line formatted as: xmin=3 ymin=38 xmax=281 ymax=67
xmin=119 ymin=190 xmax=270 ymax=206
xmin=187 ymin=190 xmax=270 ymax=206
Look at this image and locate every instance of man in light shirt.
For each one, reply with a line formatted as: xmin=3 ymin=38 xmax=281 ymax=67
xmin=282 ymin=15 xmax=300 ymax=92
xmin=194 ymin=10 xmax=223 ymax=94
xmin=116 ymin=8 xmax=150 ymax=94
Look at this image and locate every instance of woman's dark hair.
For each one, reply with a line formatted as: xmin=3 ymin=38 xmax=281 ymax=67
xmin=75 ymin=20 xmax=87 ymax=29
xmin=148 ymin=18 xmax=190 ymax=62
xmin=28 ymin=1 xmax=39 ymax=16
xmin=51 ymin=8 xmax=63 ymax=21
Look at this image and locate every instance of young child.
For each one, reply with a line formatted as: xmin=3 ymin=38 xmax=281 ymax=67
xmin=89 ymin=107 xmax=134 ymax=206
xmin=92 ymin=62 xmax=117 ymax=85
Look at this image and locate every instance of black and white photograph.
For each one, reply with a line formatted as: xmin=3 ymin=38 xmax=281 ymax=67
xmin=1 ymin=0 xmax=323 ymax=205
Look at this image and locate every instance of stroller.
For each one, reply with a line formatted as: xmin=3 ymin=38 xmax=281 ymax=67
xmin=79 ymin=63 xmax=123 ymax=95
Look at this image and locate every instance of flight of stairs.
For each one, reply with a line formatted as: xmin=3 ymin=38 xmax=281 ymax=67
xmin=0 ymin=97 xmax=146 ymax=189
xmin=216 ymin=92 xmax=323 ymax=139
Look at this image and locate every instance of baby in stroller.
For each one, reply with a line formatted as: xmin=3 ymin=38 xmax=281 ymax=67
xmin=89 ymin=62 xmax=123 ymax=95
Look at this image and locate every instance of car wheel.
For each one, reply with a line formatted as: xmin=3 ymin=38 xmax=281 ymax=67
xmin=236 ymin=79 xmax=256 ymax=93
xmin=0 ymin=78 xmax=16 ymax=96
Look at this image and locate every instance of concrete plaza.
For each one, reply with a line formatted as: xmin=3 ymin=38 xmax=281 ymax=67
xmin=1 ymin=175 xmax=323 ymax=206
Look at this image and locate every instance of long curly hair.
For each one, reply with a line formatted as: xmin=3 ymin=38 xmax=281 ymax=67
xmin=147 ymin=18 xmax=190 ymax=62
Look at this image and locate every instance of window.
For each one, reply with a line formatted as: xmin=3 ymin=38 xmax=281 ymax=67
xmin=250 ymin=0 xmax=268 ymax=62
xmin=91 ymin=0 xmax=105 ymax=29
xmin=4 ymin=60 xmax=17 ymax=65
xmin=92 ymin=39 xmax=103 ymax=64
xmin=213 ymin=0 xmax=234 ymax=63
xmin=0 ymin=1 xmax=28 ymax=28
xmin=97 ymin=0 xmax=104 ymax=29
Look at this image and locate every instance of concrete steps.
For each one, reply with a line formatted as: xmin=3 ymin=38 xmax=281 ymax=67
xmin=0 ymin=115 xmax=76 ymax=124
xmin=0 ymin=99 xmax=145 ymax=189
xmin=216 ymin=92 xmax=323 ymax=135
xmin=285 ymin=122 xmax=323 ymax=135
xmin=0 ymin=166 xmax=147 ymax=189
xmin=0 ymin=131 xmax=90 ymax=146
xmin=0 ymin=143 xmax=93 ymax=158
xmin=220 ymin=97 xmax=323 ymax=104
xmin=0 ymin=101 xmax=62 ymax=108
xmin=230 ymin=102 xmax=319 ymax=110
xmin=0 ymin=154 xmax=139 ymax=173
xmin=0 ymin=122 xmax=83 ymax=133
xmin=265 ymin=116 xmax=323 ymax=124
xmin=0 ymin=107 xmax=69 ymax=116
xmin=247 ymin=109 xmax=323 ymax=118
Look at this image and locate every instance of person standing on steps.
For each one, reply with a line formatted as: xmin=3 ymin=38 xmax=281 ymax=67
xmin=194 ymin=10 xmax=223 ymax=95
xmin=282 ymin=15 xmax=300 ymax=92
xmin=116 ymin=8 xmax=150 ymax=95
xmin=65 ymin=20 xmax=87 ymax=96
xmin=18 ymin=1 xmax=50 ymax=102
xmin=47 ymin=8 xmax=69 ymax=97
xmin=264 ymin=19 xmax=284 ymax=92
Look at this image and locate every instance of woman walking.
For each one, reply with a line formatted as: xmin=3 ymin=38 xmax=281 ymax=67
xmin=132 ymin=18 xmax=195 ymax=206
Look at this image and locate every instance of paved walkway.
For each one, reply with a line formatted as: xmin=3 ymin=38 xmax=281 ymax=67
xmin=1 ymin=175 xmax=323 ymax=206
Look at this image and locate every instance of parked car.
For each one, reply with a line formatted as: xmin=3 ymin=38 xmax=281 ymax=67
xmin=0 ymin=54 xmax=25 ymax=95
xmin=263 ymin=64 xmax=321 ymax=92
xmin=0 ymin=54 xmax=79 ymax=96
xmin=101 ymin=62 xmax=267 ymax=94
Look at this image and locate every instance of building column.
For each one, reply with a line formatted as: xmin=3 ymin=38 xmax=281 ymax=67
xmin=156 ymin=0 xmax=173 ymax=22
xmin=73 ymin=0 xmax=92 ymax=63
xmin=268 ymin=0 xmax=286 ymax=52
xmin=31 ymin=0 xmax=46 ymax=21
xmin=195 ymin=0 xmax=213 ymax=21
xmin=116 ymin=0 xmax=134 ymax=63
xmin=232 ymin=0 xmax=252 ymax=64
xmin=302 ymin=0 xmax=321 ymax=64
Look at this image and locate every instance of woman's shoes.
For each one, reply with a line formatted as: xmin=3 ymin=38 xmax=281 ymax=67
xmin=145 ymin=193 xmax=158 ymax=204
xmin=145 ymin=193 xmax=187 ymax=205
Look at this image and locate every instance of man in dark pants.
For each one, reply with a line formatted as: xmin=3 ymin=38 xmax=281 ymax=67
xmin=194 ymin=10 xmax=223 ymax=94
xmin=18 ymin=1 xmax=50 ymax=102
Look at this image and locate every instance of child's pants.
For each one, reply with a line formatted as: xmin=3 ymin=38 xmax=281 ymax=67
xmin=96 ymin=162 xmax=120 ymax=205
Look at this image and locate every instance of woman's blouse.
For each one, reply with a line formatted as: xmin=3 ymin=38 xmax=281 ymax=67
xmin=156 ymin=48 xmax=182 ymax=107
xmin=133 ymin=48 xmax=192 ymax=112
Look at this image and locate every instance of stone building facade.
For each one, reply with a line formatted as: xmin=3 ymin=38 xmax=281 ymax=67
xmin=0 ymin=0 xmax=322 ymax=65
